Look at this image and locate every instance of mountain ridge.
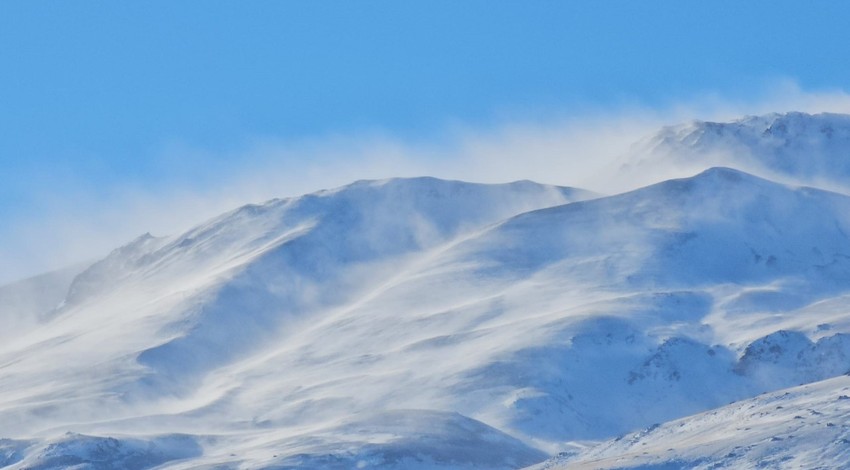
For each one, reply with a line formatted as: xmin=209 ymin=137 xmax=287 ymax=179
xmin=617 ymin=111 xmax=850 ymax=192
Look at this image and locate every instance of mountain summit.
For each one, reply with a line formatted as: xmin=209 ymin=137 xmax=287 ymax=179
xmin=620 ymin=111 xmax=850 ymax=191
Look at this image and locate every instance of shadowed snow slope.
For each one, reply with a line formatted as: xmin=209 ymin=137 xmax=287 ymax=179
xmin=5 ymin=115 xmax=850 ymax=468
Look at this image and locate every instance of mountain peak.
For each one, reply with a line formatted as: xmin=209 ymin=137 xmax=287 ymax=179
xmin=618 ymin=111 xmax=850 ymax=192
xmin=659 ymin=111 xmax=849 ymax=140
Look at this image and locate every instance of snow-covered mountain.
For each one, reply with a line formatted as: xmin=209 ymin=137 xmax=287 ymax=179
xmin=3 ymin=112 xmax=850 ymax=469
xmin=0 ymin=178 xmax=590 ymax=469
xmin=618 ymin=112 xmax=850 ymax=192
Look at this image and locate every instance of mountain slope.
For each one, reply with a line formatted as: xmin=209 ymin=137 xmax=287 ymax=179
xmin=373 ymin=167 xmax=850 ymax=443
xmin=0 ymin=178 xmax=591 ymax=445
xmin=534 ymin=374 xmax=850 ymax=469
xmin=0 ymin=263 xmax=86 ymax=341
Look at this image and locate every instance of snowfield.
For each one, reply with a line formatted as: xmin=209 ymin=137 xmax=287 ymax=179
xmin=3 ymin=112 xmax=850 ymax=469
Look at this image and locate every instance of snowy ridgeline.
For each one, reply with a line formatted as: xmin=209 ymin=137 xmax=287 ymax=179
xmin=2 ymin=113 xmax=850 ymax=468
xmin=617 ymin=111 xmax=850 ymax=192
xmin=534 ymin=375 xmax=850 ymax=469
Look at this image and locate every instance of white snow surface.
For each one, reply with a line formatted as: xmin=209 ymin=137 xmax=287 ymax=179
xmin=3 ymin=113 xmax=850 ymax=469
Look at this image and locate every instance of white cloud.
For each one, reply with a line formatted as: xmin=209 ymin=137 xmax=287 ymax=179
xmin=3 ymin=80 xmax=850 ymax=284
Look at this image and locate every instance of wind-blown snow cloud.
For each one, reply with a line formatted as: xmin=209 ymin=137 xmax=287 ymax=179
xmin=3 ymin=81 xmax=850 ymax=284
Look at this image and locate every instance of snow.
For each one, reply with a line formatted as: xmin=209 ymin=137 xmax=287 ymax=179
xmin=3 ymin=113 xmax=850 ymax=468
xmin=617 ymin=112 xmax=850 ymax=192
xmin=536 ymin=375 xmax=850 ymax=469
xmin=0 ymin=177 xmax=591 ymax=467
xmin=161 ymin=410 xmax=546 ymax=470
xmin=3 ymin=433 xmax=201 ymax=470
xmin=0 ymin=263 xmax=86 ymax=340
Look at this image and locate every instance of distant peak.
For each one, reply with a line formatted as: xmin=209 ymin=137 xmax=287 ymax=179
xmin=632 ymin=166 xmax=786 ymax=200
xmin=623 ymin=111 xmax=850 ymax=192
xmin=679 ymin=111 xmax=850 ymax=137
xmin=312 ymin=176 xmax=577 ymax=199
xmin=693 ymin=166 xmax=749 ymax=180
xmin=118 ymin=232 xmax=162 ymax=252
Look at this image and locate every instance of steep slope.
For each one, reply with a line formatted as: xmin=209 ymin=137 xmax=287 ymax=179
xmin=534 ymin=375 xmax=850 ymax=469
xmin=618 ymin=112 xmax=850 ymax=191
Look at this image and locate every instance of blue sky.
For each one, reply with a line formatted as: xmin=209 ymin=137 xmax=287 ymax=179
xmin=3 ymin=1 xmax=850 ymax=282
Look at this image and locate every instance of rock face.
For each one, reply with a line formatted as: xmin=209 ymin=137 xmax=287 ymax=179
xmin=4 ymin=113 xmax=850 ymax=469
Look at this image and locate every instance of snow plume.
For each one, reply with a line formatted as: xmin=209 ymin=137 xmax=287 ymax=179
xmin=4 ymin=81 xmax=850 ymax=283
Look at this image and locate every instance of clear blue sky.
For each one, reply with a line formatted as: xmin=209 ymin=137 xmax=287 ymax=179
xmin=2 ymin=1 xmax=850 ymax=280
